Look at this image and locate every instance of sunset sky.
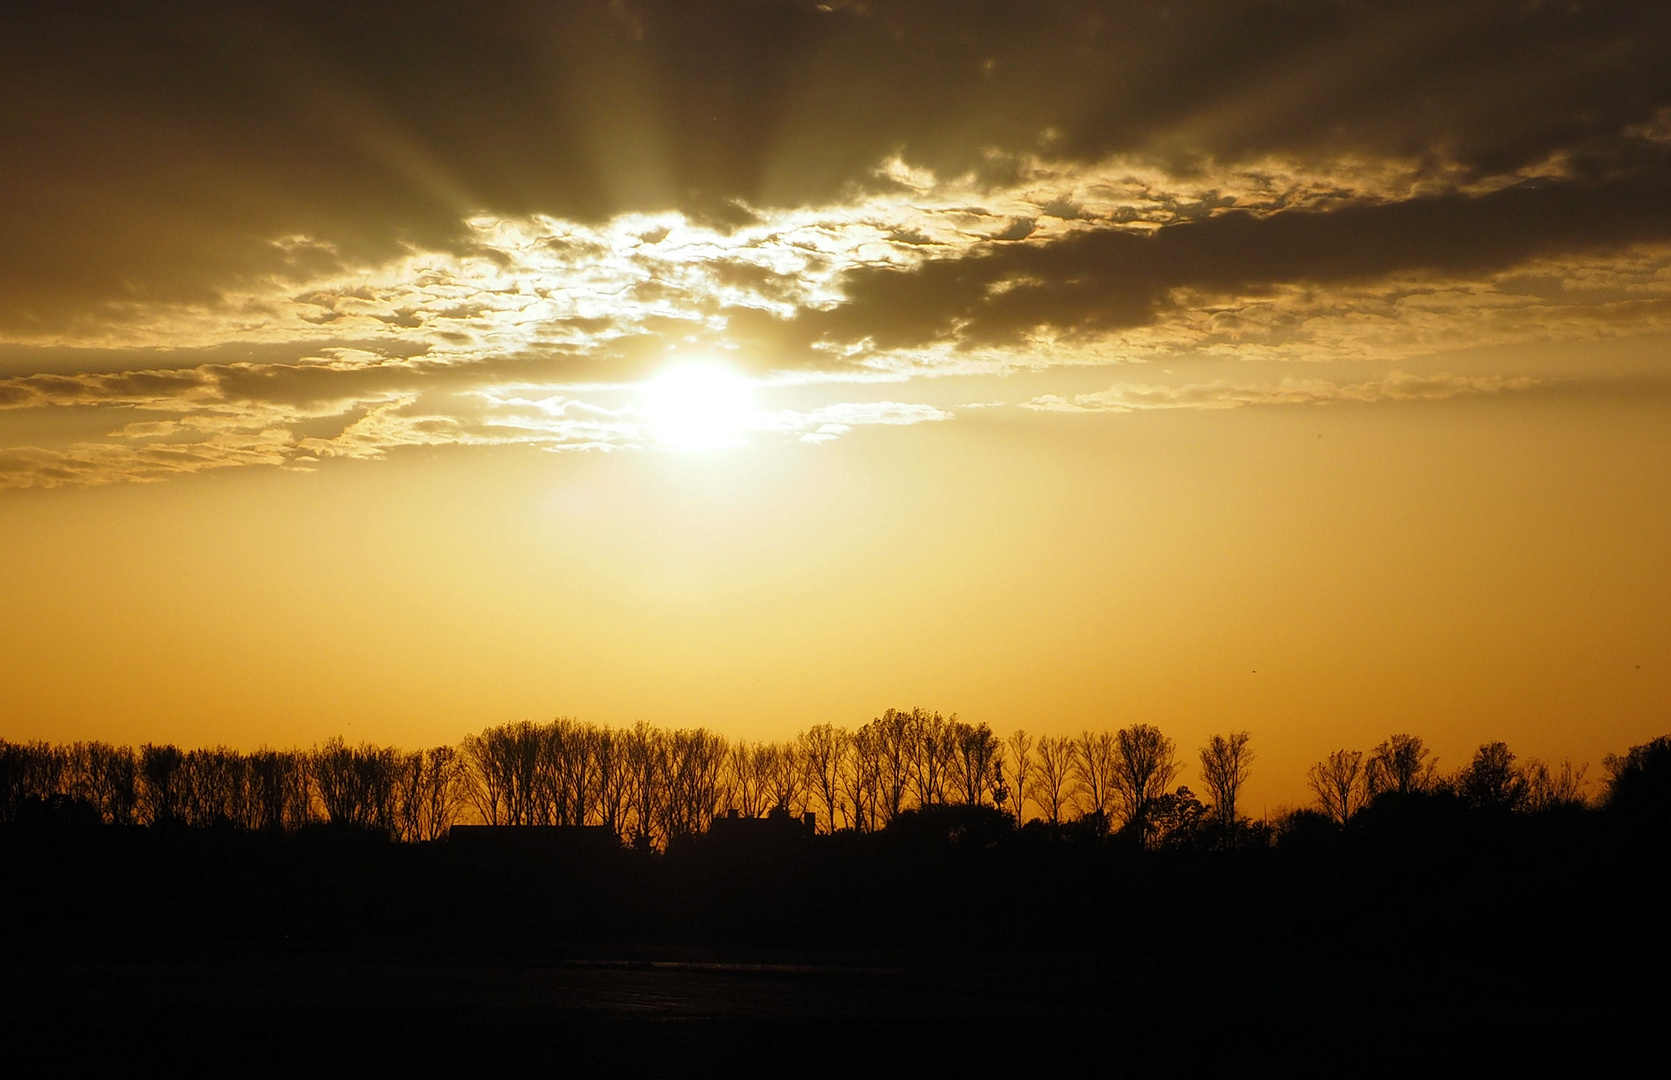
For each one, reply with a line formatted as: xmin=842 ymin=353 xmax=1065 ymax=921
xmin=4 ymin=1 xmax=1669 ymax=808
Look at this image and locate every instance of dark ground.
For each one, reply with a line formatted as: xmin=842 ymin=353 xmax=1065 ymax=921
xmin=2 ymin=806 xmax=1666 ymax=1075
xmin=4 ymin=946 xmax=1657 ymax=1075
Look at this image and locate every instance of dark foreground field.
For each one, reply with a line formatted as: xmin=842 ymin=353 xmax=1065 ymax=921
xmin=3 ymin=947 xmax=1658 ymax=1075
xmin=3 ymin=804 xmax=1666 ymax=1075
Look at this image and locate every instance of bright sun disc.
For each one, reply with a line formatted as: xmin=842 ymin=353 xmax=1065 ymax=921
xmin=640 ymin=362 xmax=755 ymax=449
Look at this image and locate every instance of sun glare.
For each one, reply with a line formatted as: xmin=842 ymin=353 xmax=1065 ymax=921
xmin=640 ymin=362 xmax=756 ymax=449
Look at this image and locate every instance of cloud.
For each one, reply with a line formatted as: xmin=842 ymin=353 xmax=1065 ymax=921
xmin=0 ymin=430 xmax=297 ymax=490
xmin=4 ymin=2 xmax=1671 ymax=486
xmin=0 ymin=362 xmax=959 ymax=487
xmin=1026 ymin=372 xmax=1548 ymax=413
xmin=7 ymin=1 xmax=1671 ymax=332
xmin=806 ymin=162 xmax=1671 ymax=354
xmin=756 ymin=401 xmax=954 ymax=444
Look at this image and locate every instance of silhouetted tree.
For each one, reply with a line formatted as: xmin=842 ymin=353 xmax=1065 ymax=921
xmin=950 ymin=721 xmax=1001 ymax=808
xmin=725 ymin=740 xmax=765 ymax=818
xmin=396 ymin=746 xmax=464 ymax=841
xmin=0 ymin=740 xmax=65 ymax=824
xmin=505 ymin=721 xmax=545 ymax=826
xmin=248 ymin=749 xmax=311 ymax=831
xmin=1457 ymin=742 xmax=1526 ymax=812
xmin=543 ymin=718 xmax=597 ymax=826
xmin=1073 ymin=730 xmax=1117 ymax=828
xmin=843 ymin=724 xmax=883 ymax=831
xmin=625 ymin=721 xmax=666 ymax=847
xmin=65 ymin=742 xmax=138 ymax=825
xmin=1603 ymin=734 xmax=1671 ymax=831
xmin=463 ymin=722 xmax=542 ymax=826
xmin=1112 ymin=724 xmax=1180 ymax=833
xmin=763 ymin=739 xmax=803 ymax=814
xmin=1148 ymin=786 xmax=1210 ymax=848
xmin=1307 ymin=749 xmax=1368 ymax=824
xmin=595 ymin=729 xmax=632 ymax=840
xmin=661 ymin=728 xmax=727 ymax=840
xmin=799 ymin=724 xmax=848 ymax=832
xmin=1003 ymin=729 xmax=1034 ymax=825
xmin=1365 ymin=734 xmax=1436 ymax=797
xmin=1520 ymin=757 xmax=1588 ymax=812
xmin=1032 ymin=736 xmax=1077 ymax=827
xmin=180 ymin=748 xmax=251 ymax=827
xmin=0 ymin=741 xmax=27 ymax=824
xmin=1199 ymin=731 xmax=1254 ymax=833
xmin=139 ymin=743 xmax=186 ymax=826
xmin=1276 ymin=807 xmax=1341 ymax=848
xmin=312 ymin=738 xmax=399 ymax=832
xmin=907 ymin=709 xmax=954 ymax=808
xmin=874 ymin=709 xmax=914 ymax=823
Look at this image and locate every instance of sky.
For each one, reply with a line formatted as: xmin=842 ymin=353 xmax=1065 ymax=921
xmin=4 ymin=1 xmax=1670 ymax=808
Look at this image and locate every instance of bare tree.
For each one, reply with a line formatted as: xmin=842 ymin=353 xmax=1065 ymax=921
xmin=462 ymin=721 xmax=547 ymax=826
xmin=843 ymin=724 xmax=883 ymax=831
xmin=1521 ymin=757 xmax=1588 ymax=811
xmin=65 ymin=742 xmax=138 ymax=825
xmin=1032 ymin=736 xmax=1078 ymax=826
xmin=178 ymin=748 xmax=250 ymax=828
xmin=725 ymin=740 xmax=764 ymax=817
xmin=594 ymin=728 xmax=633 ymax=840
xmin=907 ymin=709 xmax=955 ymax=808
xmin=875 ymin=709 xmax=914 ymax=823
xmin=249 ymin=749 xmax=309 ymax=831
xmin=396 ymin=746 xmax=465 ymax=841
xmin=139 ymin=743 xmax=185 ymax=826
xmin=661 ymin=728 xmax=727 ymax=840
xmin=0 ymin=740 xmax=66 ymax=823
xmin=1073 ymin=730 xmax=1117 ymax=823
xmin=1199 ymin=732 xmax=1254 ymax=831
xmin=425 ymin=745 xmax=466 ymax=839
xmin=505 ymin=721 xmax=544 ymax=826
xmin=312 ymin=738 xmax=399 ymax=831
xmin=1365 ymin=734 xmax=1436 ymax=797
xmin=1003 ymin=729 xmax=1034 ymax=824
xmin=799 ymin=724 xmax=848 ymax=832
xmin=950 ymin=722 xmax=1001 ymax=807
xmin=463 ymin=728 xmax=511 ymax=825
xmin=624 ymin=721 xmax=666 ymax=847
xmin=544 ymin=718 xmax=597 ymax=826
xmin=763 ymin=739 xmax=803 ymax=813
xmin=1111 ymin=724 xmax=1181 ymax=831
xmin=1307 ymin=749 xmax=1368 ymax=824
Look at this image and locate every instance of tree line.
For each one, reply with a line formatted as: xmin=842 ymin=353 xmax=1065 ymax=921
xmin=1302 ymin=734 xmax=1593 ymax=824
xmin=0 ymin=738 xmax=463 ymax=842
xmin=3 ymin=710 xmax=1664 ymax=847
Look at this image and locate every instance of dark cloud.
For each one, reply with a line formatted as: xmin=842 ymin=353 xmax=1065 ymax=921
xmin=5 ymin=1 xmax=1670 ymax=330
xmin=799 ymin=153 xmax=1671 ymax=349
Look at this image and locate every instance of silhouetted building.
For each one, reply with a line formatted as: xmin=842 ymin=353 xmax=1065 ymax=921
xmin=707 ymin=806 xmax=816 ymax=842
xmin=446 ymin=824 xmax=618 ymax=856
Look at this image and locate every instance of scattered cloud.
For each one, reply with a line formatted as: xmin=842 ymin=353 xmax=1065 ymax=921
xmin=757 ymin=401 xmax=954 ymax=444
xmin=1026 ymin=372 xmax=1549 ymax=413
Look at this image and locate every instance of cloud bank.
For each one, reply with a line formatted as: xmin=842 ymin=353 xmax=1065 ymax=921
xmin=3 ymin=2 xmax=1670 ymax=486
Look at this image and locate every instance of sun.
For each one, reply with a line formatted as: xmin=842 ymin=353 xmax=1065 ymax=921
xmin=639 ymin=361 xmax=756 ymax=449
